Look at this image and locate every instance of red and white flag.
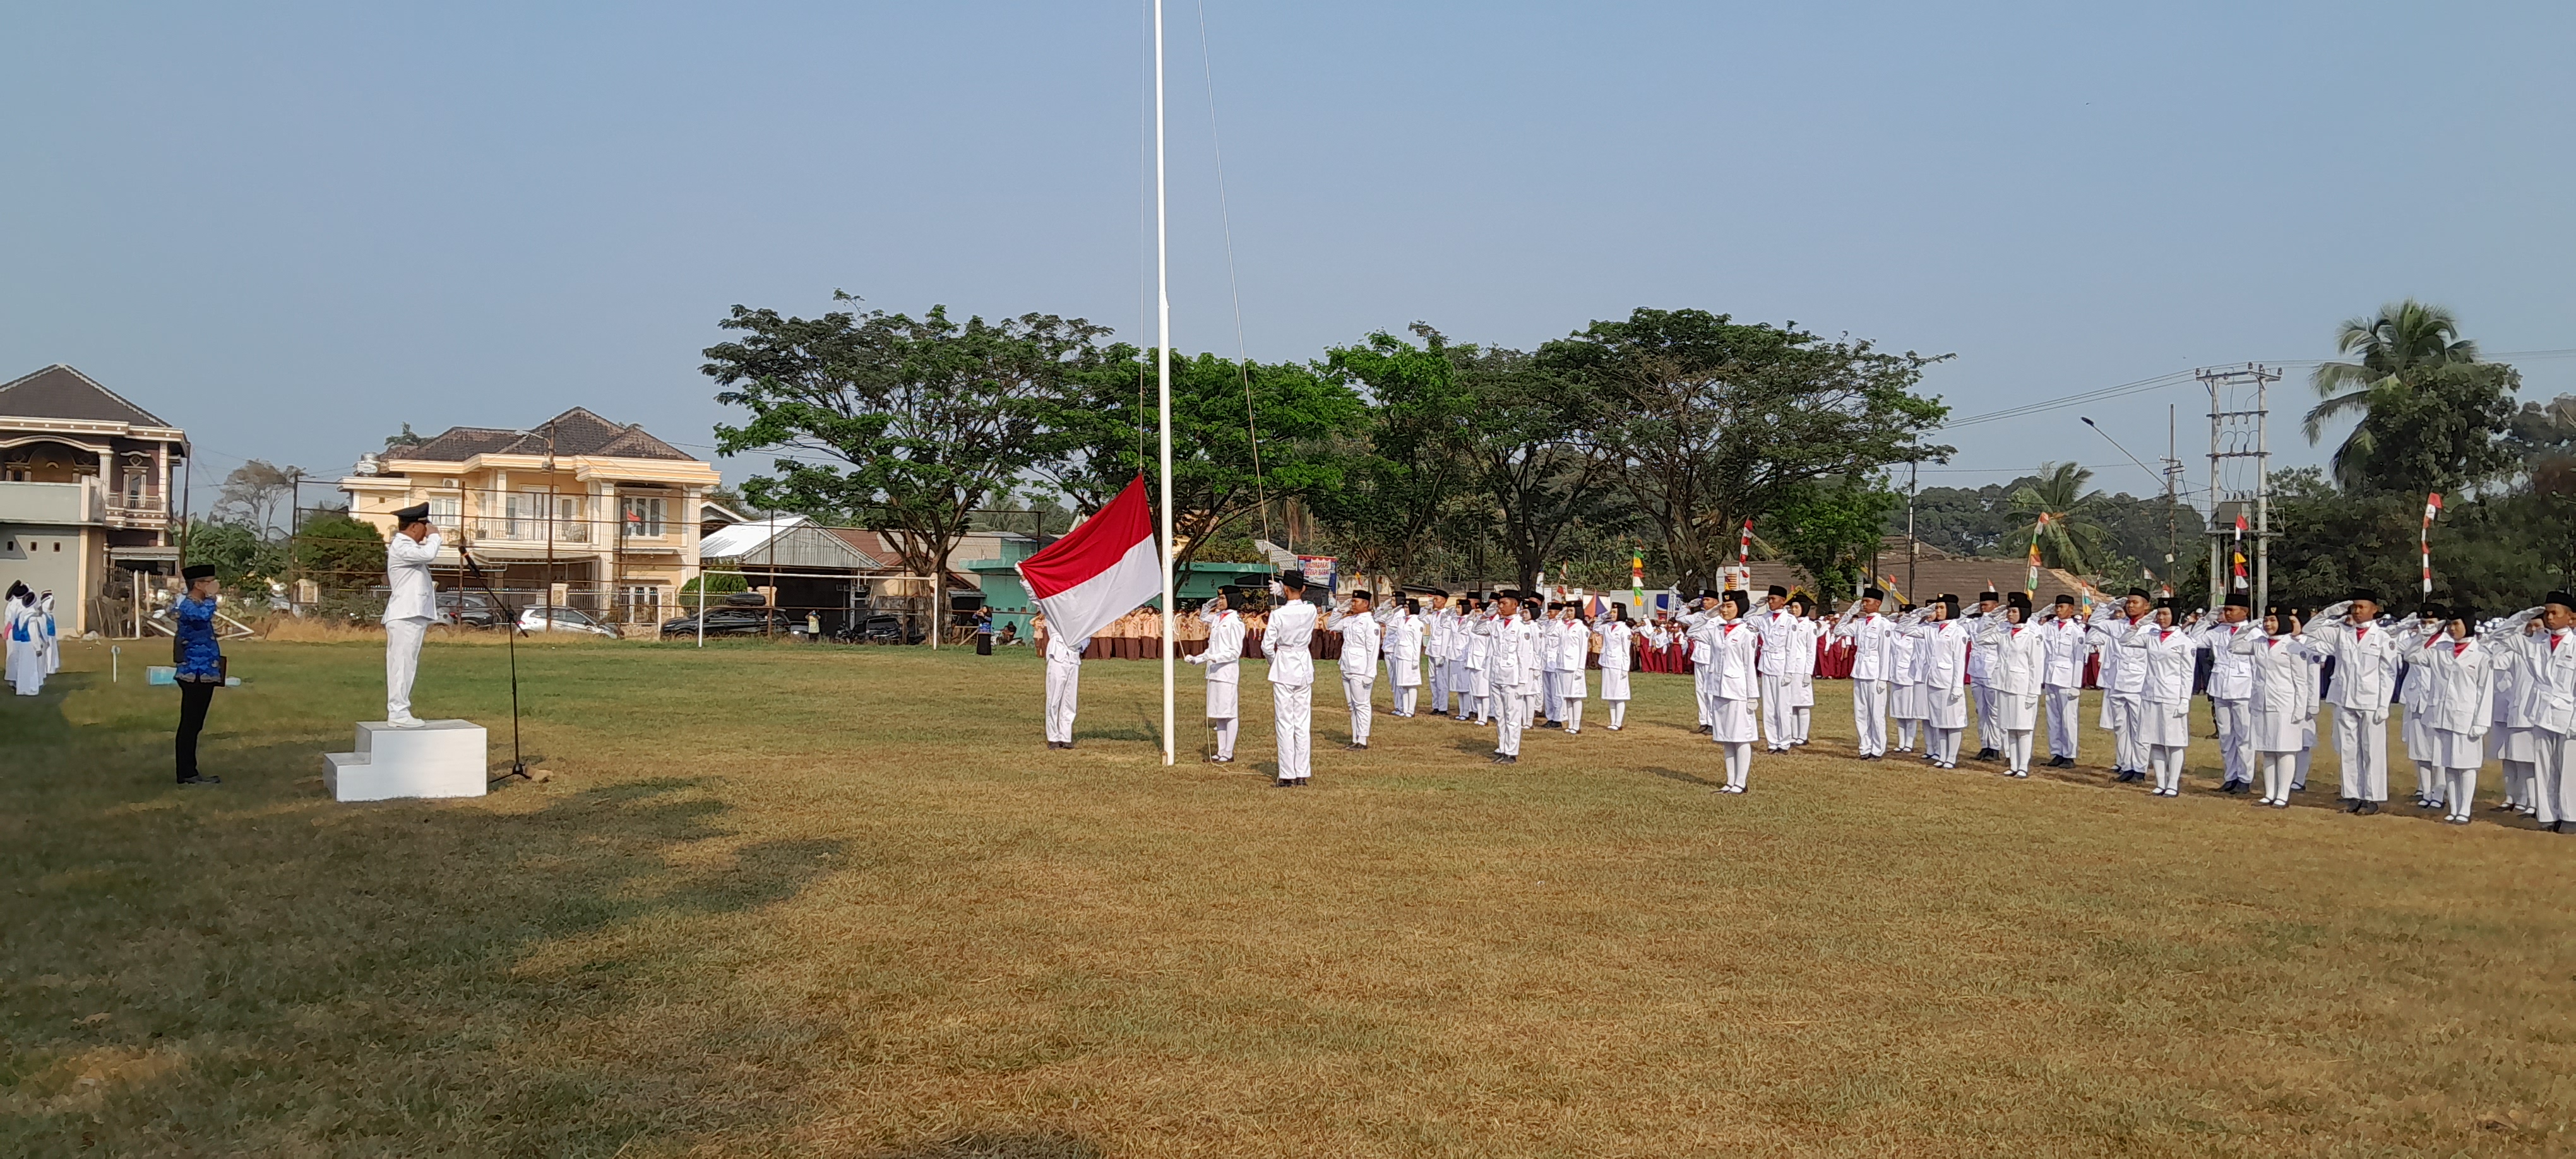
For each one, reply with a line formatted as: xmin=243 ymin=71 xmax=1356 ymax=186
xmin=1015 ymin=475 xmax=1164 ymax=645
xmin=2421 ymin=492 xmax=2443 ymax=595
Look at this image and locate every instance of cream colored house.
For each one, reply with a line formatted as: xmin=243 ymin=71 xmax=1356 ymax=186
xmin=338 ymin=407 xmax=719 ymax=624
xmin=0 ymin=365 xmax=188 ymax=634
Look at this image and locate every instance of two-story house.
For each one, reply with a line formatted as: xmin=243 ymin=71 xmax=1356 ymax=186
xmin=337 ymin=407 xmax=719 ymax=625
xmin=0 ymin=365 xmax=188 ymax=634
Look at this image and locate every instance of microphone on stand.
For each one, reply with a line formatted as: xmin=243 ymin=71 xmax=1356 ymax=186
xmin=450 ymin=527 xmax=530 ymax=785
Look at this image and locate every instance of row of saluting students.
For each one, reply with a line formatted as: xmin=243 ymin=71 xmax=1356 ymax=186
xmin=1035 ymin=571 xmax=2576 ymax=829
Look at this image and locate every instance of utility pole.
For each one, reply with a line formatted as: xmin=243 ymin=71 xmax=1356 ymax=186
xmin=2165 ymin=404 xmax=2181 ymax=594
xmin=1905 ymin=460 xmax=1919 ymax=601
xmin=2200 ymin=364 xmax=2279 ymax=613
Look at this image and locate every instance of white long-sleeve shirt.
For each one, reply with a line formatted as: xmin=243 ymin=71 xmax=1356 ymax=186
xmin=1261 ymin=599 xmax=1318 ymax=687
xmin=1834 ymin=610 xmax=1899 ymax=681
xmin=2036 ymin=614 xmax=2090 ymax=689
xmin=2308 ymin=607 xmax=2406 ymax=711
xmin=383 ymin=531 xmax=442 ymax=624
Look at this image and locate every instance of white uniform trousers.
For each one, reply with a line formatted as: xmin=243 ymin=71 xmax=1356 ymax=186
xmin=2107 ymin=694 xmax=2148 ymax=773
xmin=1972 ymin=684 xmax=1998 ymax=752
xmin=1851 ymin=679 xmax=1888 ymax=756
xmin=1543 ymin=670 xmax=1567 ymax=722
xmin=2043 ymin=685 xmax=2082 ymax=759
xmin=385 ymin=615 xmax=432 ymax=722
xmin=1043 ymin=657 xmax=1081 ymax=744
xmin=2534 ymin=732 xmax=2573 ymax=826
xmin=1273 ymin=681 xmax=1313 ymax=780
xmin=2212 ymin=698 xmax=2252 ymax=785
xmin=1493 ymin=686 xmax=1526 ymax=757
xmin=1429 ymin=658 xmax=1450 ymax=713
xmin=1211 ymin=716 xmax=1239 ymax=760
xmin=1760 ymin=674 xmax=1796 ymax=749
xmin=1342 ymin=671 xmax=1375 ymax=745
xmin=2332 ymin=705 xmax=2390 ymax=802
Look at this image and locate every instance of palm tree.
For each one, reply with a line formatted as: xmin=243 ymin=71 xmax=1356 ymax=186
xmin=2008 ymin=461 xmax=2112 ymax=576
xmin=2303 ymin=300 xmax=2479 ymax=488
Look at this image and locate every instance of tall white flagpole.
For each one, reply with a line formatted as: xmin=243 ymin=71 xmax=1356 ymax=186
xmin=1154 ymin=0 xmax=1176 ymax=766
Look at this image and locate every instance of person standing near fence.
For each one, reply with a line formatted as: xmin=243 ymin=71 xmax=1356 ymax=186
xmin=173 ymin=564 xmax=225 ymax=786
xmin=383 ymin=502 xmax=440 ymax=728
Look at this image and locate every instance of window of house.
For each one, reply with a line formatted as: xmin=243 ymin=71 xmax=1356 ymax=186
xmin=122 ymin=468 xmax=146 ymax=507
xmin=620 ymin=496 xmax=667 ymax=538
xmin=620 ymin=585 xmax=664 ymax=621
xmin=558 ymin=494 xmax=589 ymax=543
xmin=428 ymin=494 xmax=462 ymax=528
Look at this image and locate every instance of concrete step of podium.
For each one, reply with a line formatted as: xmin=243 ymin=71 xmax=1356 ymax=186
xmin=324 ymin=720 xmax=489 ymax=802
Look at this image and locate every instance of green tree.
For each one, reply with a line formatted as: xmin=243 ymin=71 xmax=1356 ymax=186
xmin=2302 ymin=299 xmax=2486 ymax=490
xmin=1768 ymin=475 xmax=1900 ymax=598
xmin=289 ymin=511 xmax=385 ymax=591
xmin=703 ymin=296 xmax=1111 ymax=638
xmin=1039 ymin=347 xmax=1363 ymax=570
xmin=1313 ymin=324 xmax=1479 ymax=588
xmin=1453 ymin=342 xmax=1621 ymax=595
xmin=212 ymin=460 xmax=303 ymax=538
xmin=184 ymin=520 xmax=283 ymax=589
xmin=1541 ymin=308 xmax=1951 ymax=594
xmin=2007 ymin=461 xmax=2114 ymax=575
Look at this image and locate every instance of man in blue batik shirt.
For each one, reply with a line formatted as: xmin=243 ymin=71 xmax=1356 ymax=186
xmin=174 ymin=564 xmax=225 ymax=786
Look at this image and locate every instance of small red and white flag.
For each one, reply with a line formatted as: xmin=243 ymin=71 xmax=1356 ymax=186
xmin=2421 ymin=492 xmax=2443 ymax=595
xmin=1015 ymin=475 xmax=1164 ymax=645
xmin=2231 ymin=513 xmax=2249 ymax=591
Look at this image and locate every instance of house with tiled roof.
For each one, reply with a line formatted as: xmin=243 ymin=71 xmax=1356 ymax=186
xmin=337 ymin=407 xmax=719 ymax=625
xmin=0 ymin=365 xmax=189 ymax=633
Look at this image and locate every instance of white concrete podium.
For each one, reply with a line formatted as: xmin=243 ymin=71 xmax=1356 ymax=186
xmin=323 ymin=720 xmax=489 ymax=802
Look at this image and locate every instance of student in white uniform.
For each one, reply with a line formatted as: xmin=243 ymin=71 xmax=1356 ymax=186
xmin=2288 ymin=609 xmax=2322 ymax=793
xmin=1327 ymin=589 xmax=1381 ymax=751
xmin=383 ymin=502 xmax=441 ymax=727
xmin=2120 ymin=600 xmax=2200 ymax=797
xmin=1423 ymin=592 xmax=1453 ymax=716
xmin=1703 ymin=591 xmax=1762 ymax=793
xmin=2231 ymin=606 xmax=2327 ymax=807
xmin=2308 ymin=590 xmax=2407 ymax=816
xmin=2037 ymin=595 xmax=2090 ymax=767
xmin=2497 ymin=592 xmax=2576 ymax=831
xmin=2088 ymin=589 xmax=2154 ymax=781
xmin=1973 ymin=593 xmax=2046 ymax=778
xmin=1834 ymin=588 xmax=1897 ymax=758
xmin=2493 ymin=615 xmax=2543 ymax=815
xmin=1185 ymin=593 xmax=1245 ymax=763
xmin=1042 ymin=624 xmax=1087 ymax=749
xmin=1753 ymin=585 xmax=1801 ymax=752
xmin=2398 ymin=605 xmax=2495 ymax=824
xmin=1554 ymin=604 xmax=1590 ymax=734
xmin=2397 ymin=601 xmax=2452 ymax=811
xmin=1907 ymin=597 xmax=1972 ymax=770
xmin=2190 ymin=595 xmax=2262 ymax=794
xmin=1444 ymin=594 xmax=1474 ymax=719
xmin=1595 ymin=605 xmax=1635 ymax=730
xmin=1968 ymin=589 xmax=2004 ymax=761
xmin=1387 ymin=597 xmax=1425 ymax=717
xmin=1888 ymin=603 xmax=1929 ymax=756
xmin=1517 ymin=602 xmax=1543 ymax=730
xmin=37 ymin=590 xmax=59 ymax=676
xmin=1687 ymin=595 xmax=1723 ymax=734
xmin=1256 ymin=570 xmax=1320 ymax=786
xmin=1783 ymin=595 xmax=1821 ymax=746
xmin=1536 ymin=609 xmax=1568 ymax=729
xmin=1479 ymin=592 xmax=1539 ymax=764
xmin=1461 ymin=598 xmax=1494 ymax=725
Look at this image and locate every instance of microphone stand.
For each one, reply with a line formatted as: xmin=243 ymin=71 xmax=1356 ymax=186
xmin=458 ymin=537 xmax=531 ymax=785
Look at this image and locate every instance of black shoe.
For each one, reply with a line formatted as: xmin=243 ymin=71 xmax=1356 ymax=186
xmin=1345 ymin=742 xmax=1368 ymax=751
xmin=1274 ymin=777 xmax=1294 ymax=788
xmin=177 ymin=774 xmax=221 ymax=786
xmin=1975 ymin=747 xmax=1998 ymax=761
xmin=1495 ymin=755 xmax=1517 ymax=765
xmin=2548 ymin=821 xmax=2565 ymax=833
xmin=2358 ymin=800 xmax=2380 ymax=816
xmin=2223 ymin=781 xmax=2246 ymax=795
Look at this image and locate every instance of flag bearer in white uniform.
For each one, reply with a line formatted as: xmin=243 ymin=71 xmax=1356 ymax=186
xmin=1479 ymin=593 xmax=1539 ymax=764
xmin=1386 ymin=597 xmax=1426 ymax=718
xmin=1042 ymin=624 xmax=1087 ymax=749
xmin=2190 ymin=595 xmax=2262 ymax=794
xmin=2498 ymin=593 xmax=2576 ymax=831
xmin=2089 ymin=589 xmax=2154 ymax=782
xmin=1754 ymin=585 xmax=1801 ymax=752
xmin=2308 ymin=590 xmax=2406 ymax=815
xmin=1257 ymin=570 xmax=1320 ymax=786
xmin=1186 ymin=593 xmax=1245 ymax=763
xmin=2397 ymin=605 xmax=2495 ymax=824
xmin=2230 ymin=607 xmax=2326 ymax=807
xmin=1974 ymin=593 xmax=2046 ymax=777
xmin=1327 ymin=589 xmax=1381 ymax=751
xmin=1554 ymin=604 xmax=1591 ymax=734
xmin=1595 ymin=605 xmax=1635 ymax=730
xmin=2037 ymin=595 xmax=2089 ymax=767
xmin=383 ymin=502 xmax=441 ymax=727
xmin=1703 ymin=591 xmax=1762 ymax=793
xmin=2119 ymin=600 xmax=2198 ymax=797
xmin=2493 ymin=615 xmax=2543 ymax=815
xmin=1969 ymin=589 xmax=2004 ymax=761
xmin=1834 ymin=588 xmax=1897 ymax=758
xmin=1462 ymin=598 xmax=1494 ymax=725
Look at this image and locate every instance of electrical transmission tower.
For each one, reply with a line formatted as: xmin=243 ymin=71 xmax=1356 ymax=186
xmin=2201 ymin=364 xmax=2280 ymax=612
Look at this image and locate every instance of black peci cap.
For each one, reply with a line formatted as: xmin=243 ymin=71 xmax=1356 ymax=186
xmin=182 ymin=564 xmax=217 ymax=581
xmin=393 ymin=502 xmax=431 ymax=527
xmin=2125 ymin=587 xmax=2150 ymax=600
xmin=2347 ymin=588 xmax=2380 ymax=605
xmin=1277 ymin=569 xmax=1308 ymax=590
xmin=1767 ymin=584 xmax=1788 ymax=597
xmin=2549 ymin=591 xmax=2576 ymax=614
xmin=1862 ymin=586 xmax=1886 ymax=601
xmin=2223 ymin=593 xmax=2251 ymax=608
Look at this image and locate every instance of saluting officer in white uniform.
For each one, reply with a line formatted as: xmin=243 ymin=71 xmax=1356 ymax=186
xmin=383 ymin=502 xmax=441 ymax=727
xmin=1257 ymin=570 xmax=1320 ymax=787
xmin=1185 ymin=592 xmax=1246 ymax=763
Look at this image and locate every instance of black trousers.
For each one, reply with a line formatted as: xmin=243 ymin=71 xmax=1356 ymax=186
xmin=176 ymin=680 xmax=215 ymax=781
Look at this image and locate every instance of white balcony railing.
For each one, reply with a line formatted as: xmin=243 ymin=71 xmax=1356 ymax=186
xmin=0 ymin=478 xmax=105 ymax=525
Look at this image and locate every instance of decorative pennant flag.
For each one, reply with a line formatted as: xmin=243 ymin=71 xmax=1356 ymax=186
xmin=2421 ymin=492 xmax=2442 ymax=595
xmin=1630 ymin=547 xmax=1645 ymax=609
xmin=2024 ymin=514 xmax=2046 ymax=597
xmin=1738 ymin=518 xmax=1753 ymax=568
xmin=1015 ymin=474 xmax=1164 ymax=645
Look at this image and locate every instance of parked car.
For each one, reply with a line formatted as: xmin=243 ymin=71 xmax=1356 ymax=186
xmin=850 ymin=614 xmax=924 ymax=645
xmin=434 ymin=590 xmax=515 ymax=629
xmin=658 ymin=607 xmax=809 ymax=638
xmin=518 ymin=605 xmax=620 ymax=637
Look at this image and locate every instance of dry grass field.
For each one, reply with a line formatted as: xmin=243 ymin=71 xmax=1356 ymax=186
xmin=6 ymin=636 xmax=2574 ymax=1157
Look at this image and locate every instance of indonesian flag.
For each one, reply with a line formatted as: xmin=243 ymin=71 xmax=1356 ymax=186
xmin=1015 ymin=474 xmax=1164 ymax=645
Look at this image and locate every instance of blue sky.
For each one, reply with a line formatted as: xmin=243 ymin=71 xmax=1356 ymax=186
xmin=5 ymin=2 xmax=2570 ymax=509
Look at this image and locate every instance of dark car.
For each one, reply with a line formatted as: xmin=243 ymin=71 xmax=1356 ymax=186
xmin=435 ymin=590 xmax=516 ymax=629
xmin=658 ymin=607 xmax=808 ymax=638
xmin=837 ymin=614 xmax=924 ymax=645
